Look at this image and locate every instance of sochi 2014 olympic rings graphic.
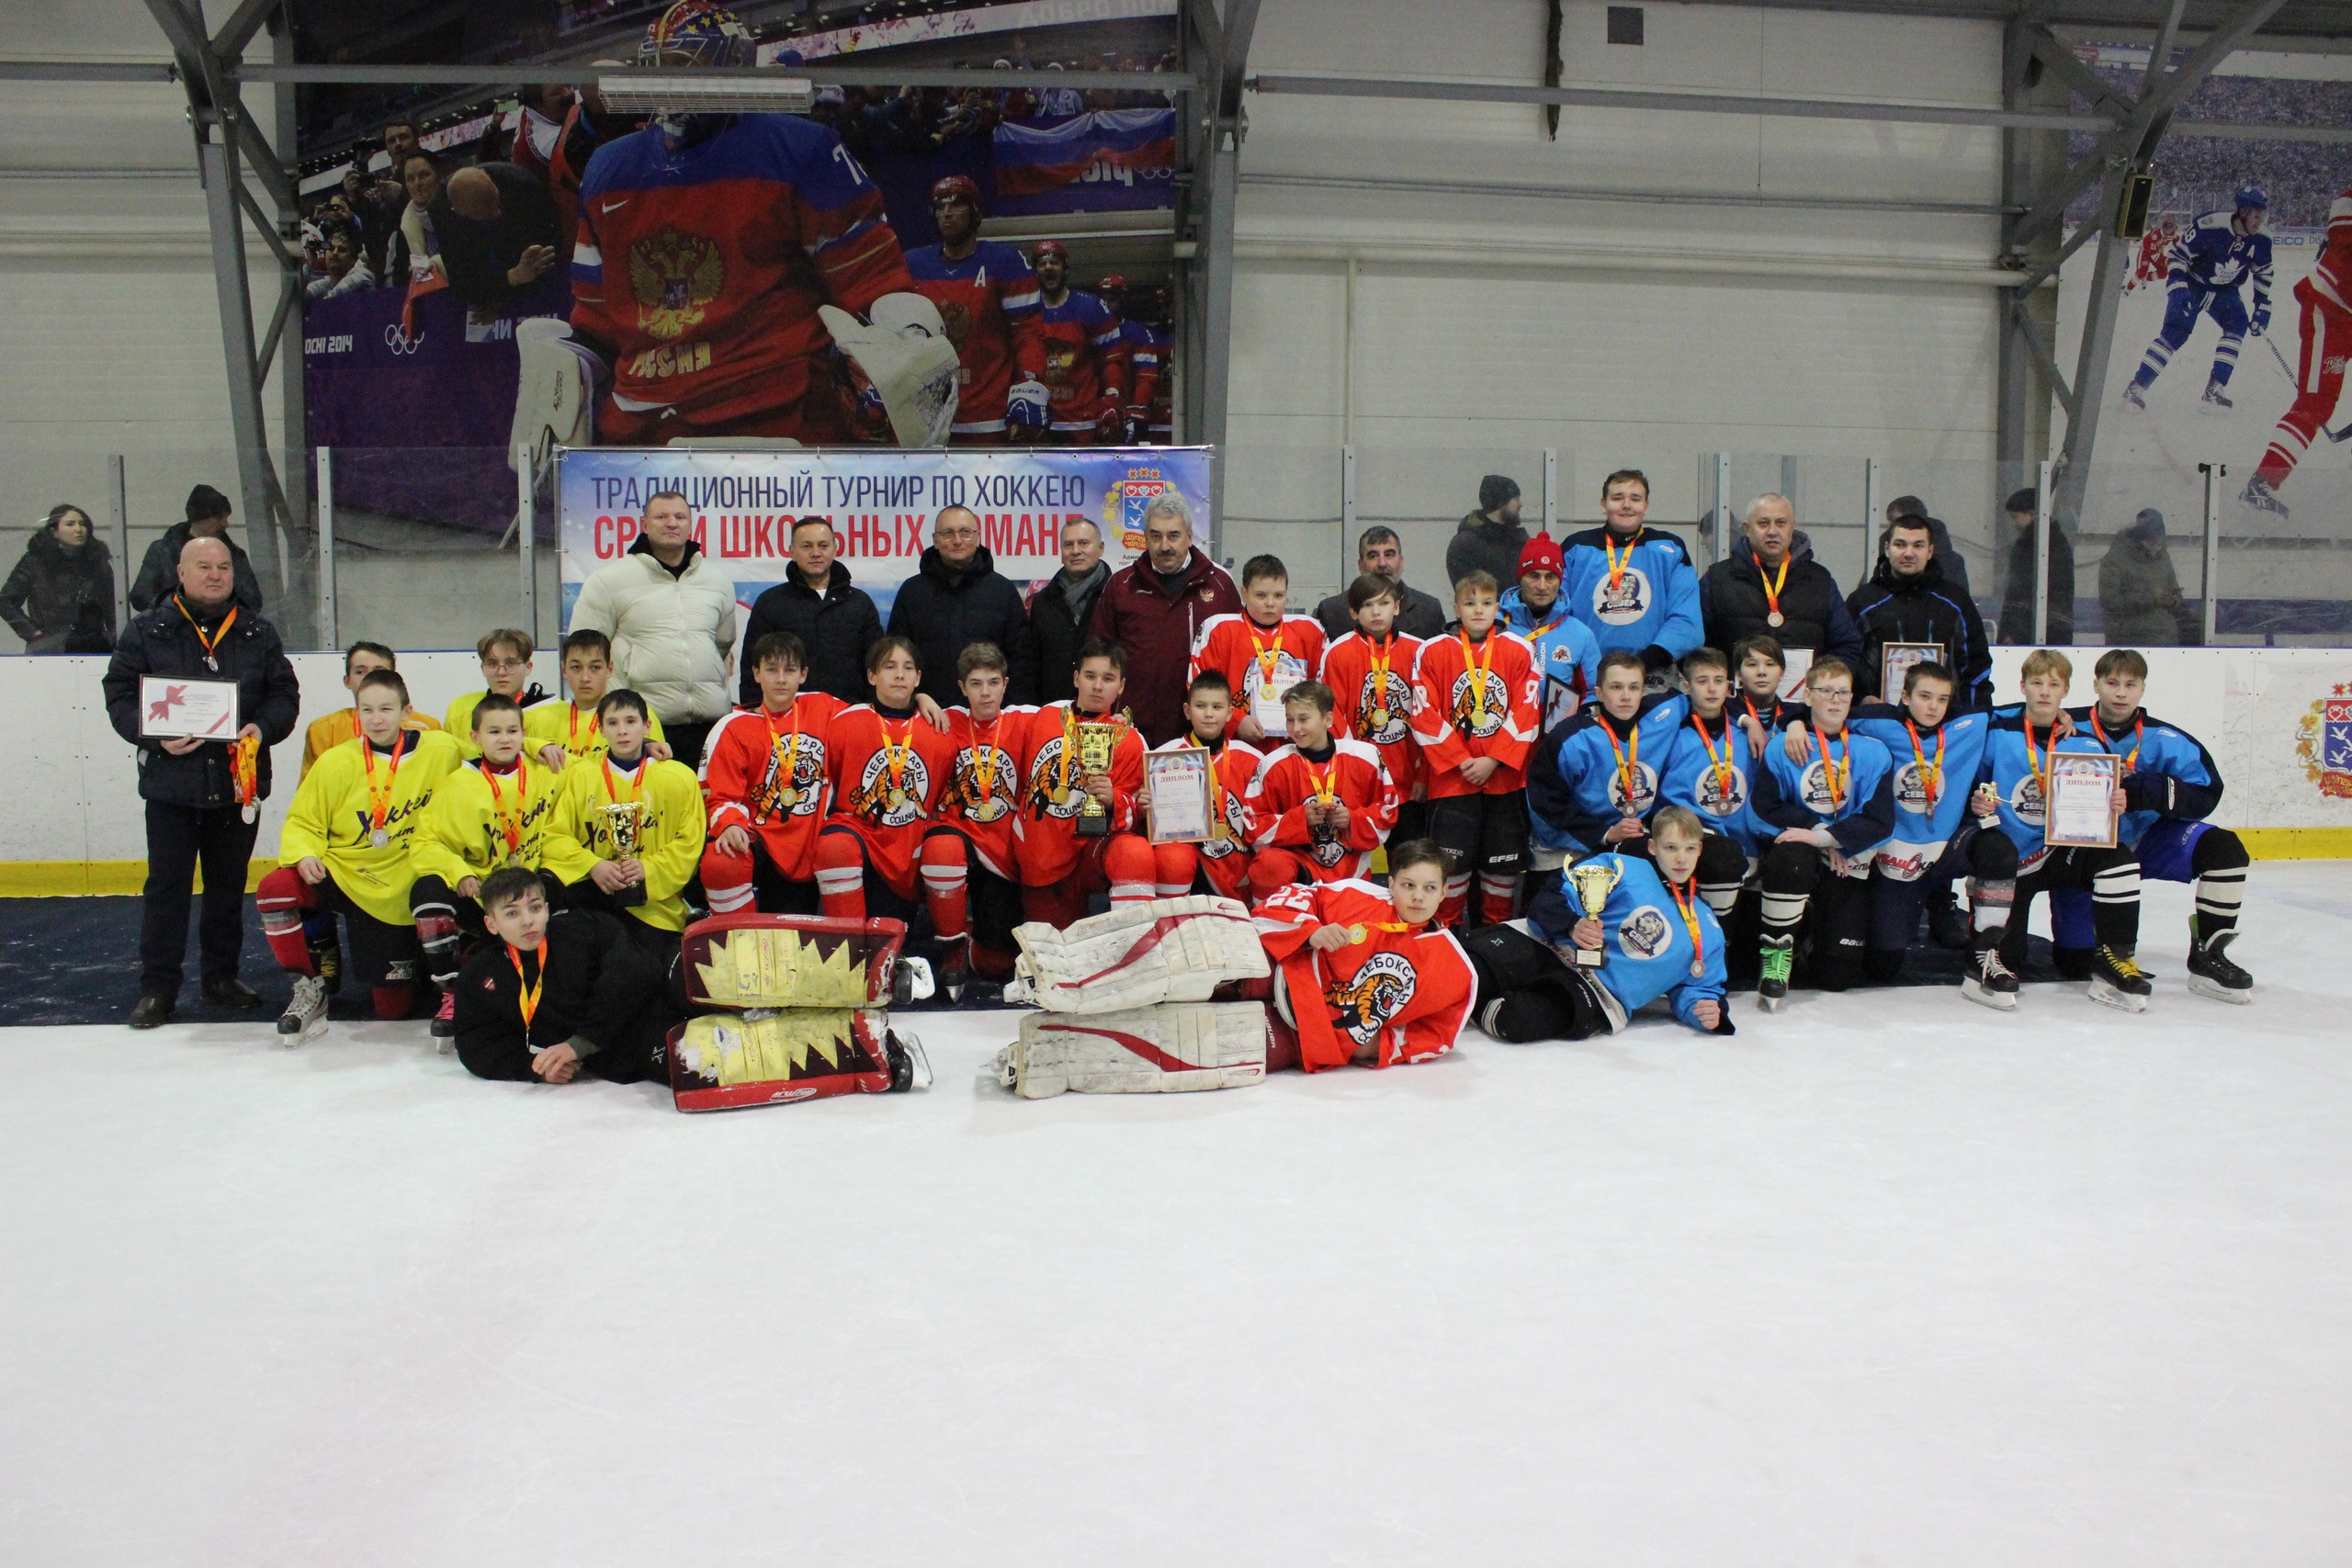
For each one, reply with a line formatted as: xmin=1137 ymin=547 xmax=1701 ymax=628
xmin=384 ymin=323 xmax=424 ymax=355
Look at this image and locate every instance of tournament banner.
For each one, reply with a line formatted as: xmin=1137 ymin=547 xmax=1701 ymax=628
xmin=558 ymin=445 xmax=1214 ymax=629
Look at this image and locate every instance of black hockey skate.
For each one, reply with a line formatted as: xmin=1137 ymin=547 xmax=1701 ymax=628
xmin=1961 ymin=943 xmax=2018 ymax=1011
xmin=2186 ymin=923 xmax=2253 ymax=1004
xmin=885 ymin=1030 xmax=933 ymax=1092
xmin=2201 ymin=380 xmax=2233 ymax=409
xmin=2086 ymin=944 xmax=2152 ymax=1012
xmin=1757 ymin=936 xmax=1792 ymax=1013
xmin=2241 ymin=475 xmax=2289 ymax=519
xmin=429 ymin=987 xmax=457 ymax=1049
xmin=1927 ymin=888 xmax=1969 ymax=949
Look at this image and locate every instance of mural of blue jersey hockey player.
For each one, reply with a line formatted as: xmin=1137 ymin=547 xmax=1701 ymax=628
xmin=2120 ymin=186 xmax=2274 ymax=412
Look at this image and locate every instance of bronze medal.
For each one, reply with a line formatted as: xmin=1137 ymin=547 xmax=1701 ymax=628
xmin=1691 ymin=959 xmax=1705 ymax=977
xmin=1767 ymin=612 xmax=1784 ymax=627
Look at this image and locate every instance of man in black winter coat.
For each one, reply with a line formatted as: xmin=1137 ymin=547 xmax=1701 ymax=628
xmin=737 ymin=516 xmax=884 ymax=707
xmin=1846 ymin=515 xmax=1992 ymax=705
xmin=103 ymin=535 xmax=302 ymax=1028
xmin=1881 ymin=495 xmax=1973 ymax=604
xmin=1698 ymin=493 xmax=1862 ymax=672
xmin=1996 ymin=487 xmax=2075 ymax=645
xmin=130 ymin=485 xmax=264 ymax=616
xmin=886 ymin=506 xmax=1038 ymax=708
xmin=1028 ymin=516 xmax=1111 ymax=706
xmin=1447 ymin=474 xmax=1530 ymax=590
xmin=454 ymin=871 xmax=682 ymax=1085
xmin=1313 ymin=525 xmax=1448 ymax=641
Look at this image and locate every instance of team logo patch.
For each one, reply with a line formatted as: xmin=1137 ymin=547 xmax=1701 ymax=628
xmin=1694 ymin=762 xmax=1747 ymax=817
xmin=757 ymin=736 xmax=825 ymax=821
xmin=1800 ymin=760 xmax=1848 ymax=817
xmin=956 ymin=745 xmax=1020 ymax=822
xmin=1607 ymin=762 xmax=1661 ymax=816
xmin=1357 ymin=671 xmax=1414 ymax=745
xmin=1617 ymin=905 xmax=1672 ymax=962
xmin=1328 ymin=949 xmax=1417 ymax=1048
xmin=1204 ymin=787 xmax=1249 ymax=859
xmin=1448 ymin=670 xmax=1510 ymax=739
xmin=843 ymin=751 xmax=932 ymax=829
xmin=1892 ymin=761 xmax=1938 ymax=813
xmin=628 ymin=227 xmax=724 ymax=342
xmin=1025 ymin=737 xmax=1085 ymax=819
xmin=2294 ymin=686 xmax=2352 ymax=799
xmin=2008 ymin=773 xmax=2046 ymax=826
xmin=1591 ymin=567 xmax=1652 ymax=626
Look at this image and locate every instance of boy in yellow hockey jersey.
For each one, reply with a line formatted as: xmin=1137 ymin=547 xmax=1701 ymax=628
xmin=262 ymin=669 xmax=462 ymax=1041
xmin=525 ymin=627 xmax=668 ymax=773
xmin=409 ymin=694 xmax=564 ymax=1043
xmin=300 ymin=641 xmax=439 ymax=779
xmin=542 ymin=688 xmax=707 ymax=953
xmin=446 ymin=628 xmax=552 ymax=758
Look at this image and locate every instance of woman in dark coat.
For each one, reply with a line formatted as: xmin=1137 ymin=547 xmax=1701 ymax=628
xmin=1 ymin=503 xmax=116 ymax=652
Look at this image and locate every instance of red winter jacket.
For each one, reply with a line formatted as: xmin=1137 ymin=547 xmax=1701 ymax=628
xmin=1082 ymin=547 xmax=1241 ymax=745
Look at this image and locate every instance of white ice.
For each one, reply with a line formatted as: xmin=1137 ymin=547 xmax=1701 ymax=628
xmin=4 ymin=868 xmax=2351 ymax=1567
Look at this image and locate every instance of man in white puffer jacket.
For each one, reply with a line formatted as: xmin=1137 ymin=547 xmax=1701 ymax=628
xmin=569 ymin=489 xmax=738 ymax=770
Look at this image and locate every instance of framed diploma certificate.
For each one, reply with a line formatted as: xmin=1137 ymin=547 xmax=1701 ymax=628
xmin=1145 ymin=746 xmax=1215 ymax=844
xmin=1773 ymin=647 xmax=1815 ymax=703
xmin=2044 ymin=751 xmax=2120 ymax=849
xmin=1880 ymin=641 xmax=1943 ymax=698
xmin=139 ymin=676 xmax=240 ymax=740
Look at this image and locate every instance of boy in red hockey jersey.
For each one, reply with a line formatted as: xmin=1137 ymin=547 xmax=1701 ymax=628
xmin=2245 ymin=183 xmax=2352 ymax=518
xmin=1320 ymin=572 xmax=1424 ymax=838
xmin=904 ymin=175 xmax=1048 ymax=443
xmin=1245 ymin=679 xmax=1398 ymax=900
xmin=1413 ymin=570 xmax=1540 ymax=928
xmin=699 ymin=632 xmax=845 ymax=916
xmin=1143 ymin=671 xmax=1261 ymax=900
xmin=1030 ymin=240 xmax=1127 ymax=444
xmin=1014 ymin=638 xmax=1154 ymax=927
xmin=1252 ymin=840 xmax=1475 ymax=1072
xmin=562 ymin=2 xmax=922 ymax=446
xmin=1190 ymin=553 xmax=1328 ymax=747
xmin=937 ymin=642 xmax=1035 ymax=989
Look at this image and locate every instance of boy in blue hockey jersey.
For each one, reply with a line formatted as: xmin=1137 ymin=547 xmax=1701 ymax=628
xmin=2121 ymin=186 xmax=2274 ymax=412
xmin=1657 ymin=646 xmax=1769 ymax=919
xmin=1559 ymin=469 xmax=1702 ymax=679
xmin=2049 ymin=649 xmax=2252 ymax=1002
xmin=1984 ymin=650 xmax=2150 ymax=1011
xmin=1847 ymin=660 xmax=2018 ymax=1007
xmin=1525 ymin=649 xmax=1713 ymax=911
xmin=1750 ymin=656 xmax=1894 ymax=1009
xmin=1460 ymin=807 xmax=1732 ymax=1042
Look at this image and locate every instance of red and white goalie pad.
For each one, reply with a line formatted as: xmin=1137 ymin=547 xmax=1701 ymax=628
xmin=667 ymin=1007 xmax=931 ymax=1111
xmin=993 ymin=1003 xmax=1269 ymax=1099
xmin=681 ymin=913 xmax=910 ymax=1010
xmin=1006 ymin=896 xmax=1268 ymax=1013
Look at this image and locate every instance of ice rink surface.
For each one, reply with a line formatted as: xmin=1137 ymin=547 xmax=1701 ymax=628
xmin=4 ymin=869 xmax=2350 ymax=1567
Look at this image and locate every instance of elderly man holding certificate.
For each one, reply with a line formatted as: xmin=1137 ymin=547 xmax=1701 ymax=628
xmin=103 ymin=535 xmax=300 ymax=1029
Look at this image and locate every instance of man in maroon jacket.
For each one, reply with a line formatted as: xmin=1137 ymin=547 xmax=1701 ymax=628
xmin=1083 ymin=493 xmax=1241 ymax=744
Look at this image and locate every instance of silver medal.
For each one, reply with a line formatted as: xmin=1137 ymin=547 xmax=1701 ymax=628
xmin=242 ymin=804 xmax=258 ymax=824
xmin=368 ymin=827 xmax=390 ymax=848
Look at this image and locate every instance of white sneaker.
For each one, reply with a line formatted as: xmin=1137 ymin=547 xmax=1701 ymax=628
xmin=277 ymin=975 xmax=329 ymax=1045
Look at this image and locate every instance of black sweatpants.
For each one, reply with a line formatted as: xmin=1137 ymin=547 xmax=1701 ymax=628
xmin=2001 ymin=843 xmax=2141 ymax=978
xmin=138 ymin=799 xmax=260 ymax=998
xmin=1428 ymin=788 xmax=1527 ymax=925
xmin=1456 ymin=920 xmax=1613 ymax=1043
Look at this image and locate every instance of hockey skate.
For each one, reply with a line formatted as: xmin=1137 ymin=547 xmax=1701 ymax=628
xmin=2121 ymin=382 xmax=2147 ymax=411
xmin=2201 ymin=380 xmax=2233 ymax=409
xmin=2086 ymin=944 xmax=2152 ymax=1012
xmin=1961 ymin=944 xmax=2018 ymax=1011
xmin=2186 ymin=923 xmax=2253 ymax=1004
xmin=277 ymin=975 xmax=329 ymax=1044
xmin=886 ymin=1030 xmax=933 ymax=1092
xmin=1757 ymin=936 xmax=1792 ymax=1012
xmin=429 ymin=988 xmax=457 ymax=1051
xmin=2240 ymin=475 xmax=2289 ymax=518
xmin=1927 ymin=888 xmax=1969 ymax=949
xmin=933 ymin=936 xmax=970 ymax=1005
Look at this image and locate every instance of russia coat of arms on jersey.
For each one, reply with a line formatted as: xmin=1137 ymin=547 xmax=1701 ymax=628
xmin=2294 ymin=686 xmax=2352 ymax=799
xmin=629 ymin=227 xmax=724 ymax=340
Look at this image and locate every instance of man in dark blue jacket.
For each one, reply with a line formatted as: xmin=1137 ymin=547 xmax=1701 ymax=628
xmin=886 ymin=505 xmax=1038 ymax=708
xmin=103 ymin=535 xmax=301 ymax=1028
xmin=1847 ymin=514 xmax=1992 ymax=705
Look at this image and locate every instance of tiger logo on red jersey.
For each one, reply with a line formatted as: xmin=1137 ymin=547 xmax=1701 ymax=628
xmin=1447 ymin=670 xmax=1511 ymax=739
xmin=841 ymin=751 xmax=932 ymax=829
xmin=953 ymin=743 xmax=1020 ymax=823
xmin=752 ymin=734 xmax=825 ymax=823
xmin=1328 ymin=949 xmax=1416 ymax=1047
xmin=1356 ymin=671 xmax=1413 ymax=745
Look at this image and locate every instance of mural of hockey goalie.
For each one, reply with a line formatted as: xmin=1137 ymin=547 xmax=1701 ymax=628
xmin=507 ymin=0 xmax=958 ymax=460
xmin=667 ymin=910 xmax=933 ymax=1111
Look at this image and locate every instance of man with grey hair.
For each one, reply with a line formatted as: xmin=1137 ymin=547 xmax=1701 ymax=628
xmin=1312 ymin=525 xmax=1447 ymax=640
xmin=1697 ymin=491 xmax=1862 ymax=672
xmin=1082 ymin=491 xmax=1240 ymax=743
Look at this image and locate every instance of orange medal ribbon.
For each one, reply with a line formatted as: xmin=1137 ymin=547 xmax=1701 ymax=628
xmin=1667 ymin=876 xmax=1708 ymax=978
xmin=1305 ymin=755 xmax=1339 ymax=804
xmin=1689 ymin=713 xmax=1734 ymax=802
xmin=1601 ymin=716 xmax=1642 ymax=809
xmin=2091 ymin=709 xmax=2143 ymax=772
xmin=230 ymin=734 xmax=259 ymax=808
xmin=1812 ymin=725 xmax=1849 ymax=809
xmin=2024 ymin=720 xmax=2055 ymax=812
xmin=1364 ymin=636 xmax=1396 ymax=728
xmin=1758 ymin=556 xmax=1790 ymax=625
xmin=361 ymin=731 xmax=408 ymax=839
xmin=1603 ymin=529 xmax=1638 ymax=594
xmin=483 ymin=761 xmax=529 ymax=856
xmin=601 ymin=751 xmax=643 ymax=813
xmin=878 ymin=715 xmax=916 ymax=802
xmin=1247 ymin=620 xmax=1286 ymax=697
xmin=508 ymin=941 xmax=546 ymax=1032
xmin=968 ymin=715 xmax=1001 ymax=806
xmin=1904 ymin=717 xmax=1945 ymax=807
xmin=566 ymin=701 xmax=600 ymax=755
xmin=173 ymin=596 xmax=238 ymax=667
xmin=1458 ymin=631 xmax=1496 ymax=728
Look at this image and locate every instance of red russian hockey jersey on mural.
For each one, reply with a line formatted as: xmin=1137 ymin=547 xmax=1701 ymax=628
xmin=1035 ymin=288 xmax=1128 ymax=431
xmin=901 ymin=239 xmax=1046 ymax=434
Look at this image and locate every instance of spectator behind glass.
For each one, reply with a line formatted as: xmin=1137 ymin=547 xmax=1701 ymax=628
xmin=1996 ymin=487 xmax=2075 ymax=645
xmin=438 ymin=163 xmax=561 ymax=310
xmin=0 ymin=503 xmax=116 ymax=653
xmin=305 ymin=226 xmax=377 ymax=300
xmin=383 ymin=150 xmax=446 ymax=292
xmin=2099 ymin=508 xmax=2193 ymax=647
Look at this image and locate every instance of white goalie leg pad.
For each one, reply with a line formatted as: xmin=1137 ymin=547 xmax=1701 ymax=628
xmin=1008 ymin=896 xmax=1269 ymax=1013
xmin=509 ymin=317 xmax=598 ymax=468
xmin=993 ymin=1002 xmax=1269 ymax=1098
xmin=819 ymin=296 xmax=960 ymax=448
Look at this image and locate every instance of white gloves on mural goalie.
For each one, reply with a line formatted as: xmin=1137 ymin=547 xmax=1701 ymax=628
xmin=993 ymin=1004 xmax=1270 ymax=1099
xmin=1004 ymin=896 xmax=1270 ymax=1012
xmin=819 ymin=293 xmax=961 ymax=448
xmin=507 ymin=317 xmax=600 ymax=469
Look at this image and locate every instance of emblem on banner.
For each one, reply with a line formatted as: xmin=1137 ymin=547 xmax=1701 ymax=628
xmin=1106 ymin=474 xmax=1172 ymax=553
xmin=2293 ymin=685 xmax=2352 ymax=799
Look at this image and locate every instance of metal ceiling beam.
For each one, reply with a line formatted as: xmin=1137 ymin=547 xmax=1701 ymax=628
xmin=0 ymin=61 xmax=177 ymax=82
xmin=1249 ymin=72 xmax=2115 ymax=131
xmin=1242 ymin=170 xmax=2018 ymax=218
xmin=1671 ymin=0 xmax=2352 ymax=38
xmin=1179 ymin=0 xmax=1261 ymax=526
xmin=236 ymin=62 xmax=1192 ymax=90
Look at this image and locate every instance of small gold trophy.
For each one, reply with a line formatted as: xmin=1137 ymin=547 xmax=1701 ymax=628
xmin=600 ymin=799 xmax=648 ymax=907
xmin=1074 ymin=719 xmax=1120 ymax=838
xmin=1565 ymin=859 xmax=1623 ymax=969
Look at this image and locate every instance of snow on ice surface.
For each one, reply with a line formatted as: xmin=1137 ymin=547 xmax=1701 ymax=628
xmin=4 ymin=871 xmax=2351 ymax=1567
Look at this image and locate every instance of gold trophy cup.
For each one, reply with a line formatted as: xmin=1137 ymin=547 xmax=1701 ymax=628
xmin=1074 ymin=720 xmax=1120 ymax=838
xmin=1565 ymin=859 xmax=1623 ymax=969
xmin=600 ymin=799 xmax=649 ymax=907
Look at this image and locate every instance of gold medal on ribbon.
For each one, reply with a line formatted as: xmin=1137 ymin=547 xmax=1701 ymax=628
xmin=776 ymin=785 xmax=797 ymax=808
xmin=1346 ymin=924 xmax=1368 ymax=945
xmin=887 ymin=787 xmax=907 ymax=810
xmin=1369 ymin=706 xmax=1391 ymax=729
